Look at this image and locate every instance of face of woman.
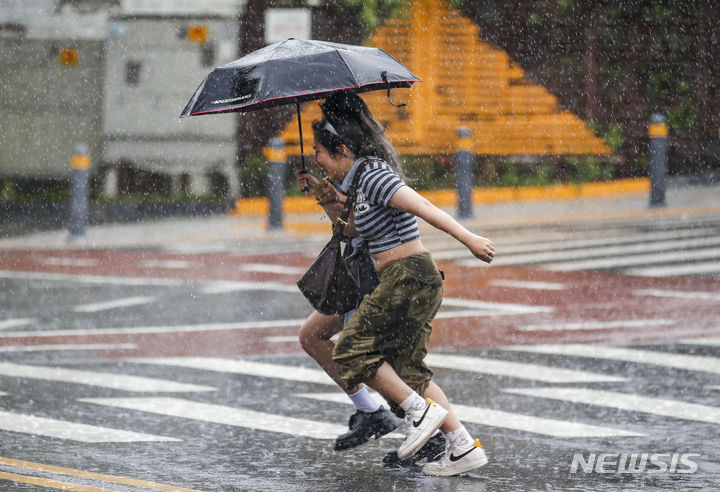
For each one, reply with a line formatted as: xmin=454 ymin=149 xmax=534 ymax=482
xmin=313 ymin=141 xmax=346 ymax=181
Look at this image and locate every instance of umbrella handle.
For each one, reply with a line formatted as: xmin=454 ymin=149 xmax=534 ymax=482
xmin=381 ymin=71 xmax=407 ymax=108
xmin=296 ymin=102 xmax=310 ymax=192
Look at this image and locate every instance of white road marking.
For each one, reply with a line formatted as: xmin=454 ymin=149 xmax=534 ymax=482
xmin=74 ymin=296 xmax=156 ymax=313
xmin=0 ymin=318 xmax=306 ymax=339
xmin=425 ymin=353 xmax=623 ymax=383
xmin=626 ymin=262 xmax=720 ymax=277
xmin=0 ymin=410 xmax=179 ymax=443
xmin=264 ymin=336 xmax=299 ymax=343
xmin=441 ymin=297 xmax=554 ymax=315
xmin=490 ymin=280 xmax=566 ymax=290
xmin=132 ymin=355 xmax=621 ymax=385
xmin=131 ymin=357 xmax=336 ymax=386
xmin=0 ymin=343 xmax=136 ymax=352
xmin=0 ymin=271 xmax=298 ymax=293
xmin=241 ymin=263 xmax=306 ymax=275
xmin=678 ymin=337 xmax=720 ymax=346
xmin=633 ymin=289 xmax=720 ymax=301
xmin=434 ymin=227 xmax=718 ymax=261
xmin=295 ymin=392 xmax=642 ymax=438
xmin=0 ymin=270 xmax=188 ymax=286
xmin=504 ymin=344 xmax=720 ymax=375
xmin=0 ymin=319 xmax=34 ymax=330
xmin=200 ymin=281 xmax=299 ymax=294
xmin=504 ymin=387 xmax=720 ymax=425
xmin=516 ymin=319 xmax=676 ymax=332
xmin=0 ymin=362 xmax=215 ymax=392
xmin=544 ymin=246 xmax=720 ymax=272
xmin=140 ymin=259 xmax=193 ymax=269
xmin=80 ymin=397 xmax=353 ymax=440
xmin=40 ymin=257 xmax=99 ymax=267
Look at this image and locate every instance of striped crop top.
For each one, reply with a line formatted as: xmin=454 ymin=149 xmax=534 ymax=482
xmin=339 ymin=157 xmax=420 ymax=254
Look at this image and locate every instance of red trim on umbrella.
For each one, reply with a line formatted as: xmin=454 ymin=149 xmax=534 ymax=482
xmin=181 ymin=79 xmax=420 ymax=118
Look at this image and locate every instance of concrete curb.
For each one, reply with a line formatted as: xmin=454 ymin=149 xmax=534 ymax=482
xmin=230 ymin=178 xmax=650 ymax=217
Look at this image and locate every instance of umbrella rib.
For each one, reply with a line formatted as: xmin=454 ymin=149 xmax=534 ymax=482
xmin=333 ymin=50 xmax=362 ymax=88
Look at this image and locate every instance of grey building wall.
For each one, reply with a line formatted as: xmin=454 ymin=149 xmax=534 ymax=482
xmin=0 ymin=38 xmax=104 ymax=179
xmin=102 ymin=16 xmax=239 ymax=196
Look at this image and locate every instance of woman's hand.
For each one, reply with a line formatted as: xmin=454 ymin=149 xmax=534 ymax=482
xmin=465 ymin=234 xmax=496 ymax=263
xmin=296 ymin=172 xmax=320 ymax=195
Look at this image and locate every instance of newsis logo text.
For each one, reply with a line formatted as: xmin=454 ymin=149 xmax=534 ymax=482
xmin=570 ymin=453 xmax=699 ymax=474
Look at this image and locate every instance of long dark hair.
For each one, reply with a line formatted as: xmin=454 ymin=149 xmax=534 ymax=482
xmin=312 ymin=92 xmax=404 ymax=177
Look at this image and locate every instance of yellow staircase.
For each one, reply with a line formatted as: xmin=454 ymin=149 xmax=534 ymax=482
xmin=278 ymin=0 xmax=610 ymax=157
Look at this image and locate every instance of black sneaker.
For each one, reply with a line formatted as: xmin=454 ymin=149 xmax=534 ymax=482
xmin=334 ymin=408 xmax=398 ymax=451
xmin=382 ymin=432 xmax=447 ymax=468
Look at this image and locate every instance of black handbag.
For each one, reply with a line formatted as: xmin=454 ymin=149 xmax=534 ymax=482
xmin=297 ymin=161 xmax=369 ymax=315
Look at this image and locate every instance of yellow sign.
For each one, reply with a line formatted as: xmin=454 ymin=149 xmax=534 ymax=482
xmin=59 ymin=48 xmax=79 ymax=66
xmin=648 ymin=122 xmax=668 ymax=138
xmin=187 ymin=25 xmax=209 ymax=44
xmin=71 ymin=154 xmax=91 ymax=170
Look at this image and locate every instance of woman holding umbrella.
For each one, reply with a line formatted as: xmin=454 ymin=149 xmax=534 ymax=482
xmin=306 ymin=92 xmax=494 ymax=476
xmin=296 ymin=97 xmax=447 ymax=465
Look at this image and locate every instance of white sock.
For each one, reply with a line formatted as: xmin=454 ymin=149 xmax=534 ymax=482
xmin=399 ymin=392 xmax=426 ymax=413
xmin=446 ymin=425 xmax=474 ymax=451
xmin=348 ymin=386 xmax=381 ymax=413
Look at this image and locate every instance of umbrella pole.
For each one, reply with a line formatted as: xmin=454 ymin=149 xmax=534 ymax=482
xmin=297 ymin=102 xmax=307 ymax=173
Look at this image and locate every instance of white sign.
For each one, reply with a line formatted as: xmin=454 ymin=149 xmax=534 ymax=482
xmin=264 ymin=8 xmax=311 ymax=44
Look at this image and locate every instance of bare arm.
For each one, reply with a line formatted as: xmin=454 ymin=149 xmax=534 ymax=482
xmin=388 ymin=185 xmax=495 ymax=263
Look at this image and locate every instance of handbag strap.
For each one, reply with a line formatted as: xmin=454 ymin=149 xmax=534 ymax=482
xmin=332 ymin=159 xmax=372 ymax=238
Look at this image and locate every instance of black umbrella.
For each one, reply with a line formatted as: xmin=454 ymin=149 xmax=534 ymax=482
xmin=180 ymin=38 xmax=420 ymax=171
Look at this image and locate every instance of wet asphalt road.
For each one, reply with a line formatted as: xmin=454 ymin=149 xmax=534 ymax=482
xmin=1 ymin=212 xmax=720 ymax=490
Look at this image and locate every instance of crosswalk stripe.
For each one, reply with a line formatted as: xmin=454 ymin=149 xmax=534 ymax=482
xmin=140 ymin=259 xmax=193 ymax=269
xmin=73 ymin=296 xmax=156 ymax=313
xmin=0 ymin=343 xmax=136 ymax=352
xmin=543 ymin=246 xmax=720 ymax=272
xmin=633 ymin=289 xmax=720 ymax=301
xmin=0 ymin=318 xmax=34 ymax=330
xmin=0 ymin=318 xmax=306 ymax=339
xmin=424 ymin=353 xmax=624 ymax=383
xmin=504 ymin=387 xmax=720 ymax=425
xmin=678 ymin=337 xmax=720 ymax=346
xmin=516 ymin=319 xmax=675 ymax=332
xmin=80 ymin=397 xmax=351 ymax=440
xmin=0 ymin=410 xmax=179 ymax=443
xmin=503 ymin=344 xmax=720 ymax=375
xmin=200 ymin=281 xmax=299 ymax=294
xmin=441 ymin=297 xmax=554 ymax=315
xmin=131 ymin=357 xmax=336 ymax=386
xmin=241 ymin=263 xmax=306 ymax=275
xmin=460 ymin=236 xmax=720 ymax=268
xmin=0 ymin=362 xmax=215 ymax=392
xmin=459 ymin=227 xmax=718 ymax=261
xmin=133 ymin=354 xmax=623 ymax=385
xmin=627 ymin=262 xmax=720 ymax=277
xmin=490 ymin=280 xmax=566 ymax=290
xmin=295 ymin=392 xmax=643 ymax=438
xmin=41 ymin=257 xmax=100 ymax=267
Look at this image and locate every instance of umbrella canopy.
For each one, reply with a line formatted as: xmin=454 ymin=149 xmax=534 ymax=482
xmin=180 ymin=38 xmax=420 ymax=117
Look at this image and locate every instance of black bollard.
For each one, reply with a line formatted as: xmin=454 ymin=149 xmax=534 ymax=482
xmin=648 ymin=113 xmax=668 ymax=208
xmin=455 ymin=127 xmax=474 ymax=219
xmin=68 ymin=143 xmax=90 ymax=243
xmin=264 ymin=137 xmax=286 ymax=230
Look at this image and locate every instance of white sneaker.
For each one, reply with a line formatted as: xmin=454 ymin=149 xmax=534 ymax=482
xmin=396 ymin=398 xmax=448 ymax=460
xmin=422 ymin=439 xmax=488 ymax=476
